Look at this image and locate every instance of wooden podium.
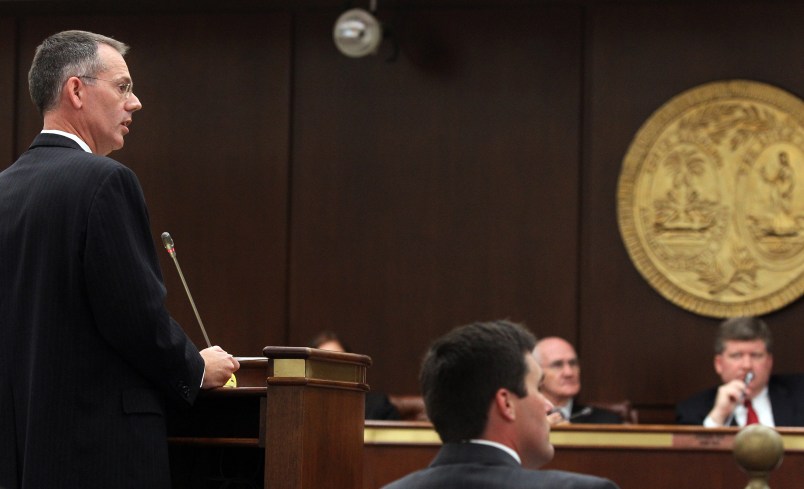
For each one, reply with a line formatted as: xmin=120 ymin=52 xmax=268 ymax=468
xmin=262 ymin=347 xmax=370 ymax=487
xmin=168 ymin=347 xmax=371 ymax=488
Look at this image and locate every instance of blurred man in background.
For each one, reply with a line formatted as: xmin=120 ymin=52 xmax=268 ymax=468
xmin=535 ymin=337 xmax=622 ymax=424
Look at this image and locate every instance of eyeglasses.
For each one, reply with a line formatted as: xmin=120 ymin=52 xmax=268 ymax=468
xmin=545 ymin=358 xmax=580 ymax=371
xmin=79 ymin=75 xmax=134 ymax=99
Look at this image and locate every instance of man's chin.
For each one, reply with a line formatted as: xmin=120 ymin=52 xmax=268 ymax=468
xmin=523 ymin=445 xmax=555 ymax=470
xmin=108 ymin=139 xmax=125 ymax=155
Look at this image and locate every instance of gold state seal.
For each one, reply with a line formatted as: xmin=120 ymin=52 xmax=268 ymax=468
xmin=617 ymin=80 xmax=804 ymax=317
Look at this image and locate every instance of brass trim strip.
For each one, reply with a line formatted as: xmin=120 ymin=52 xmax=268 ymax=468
xmin=308 ymin=359 xmax=366 ymax=383
xmin=781 ymin=433 xmax=804 ymax=450
xmin=362 ymin=426 xmax=672 ymax=447
xmin=364 ymin=427 xmax=442 ymax=445
xmin=272 ymin=358 xmax=366 ymax=383
xmin=550 ymin=430 xmax=672 ymax=448
xmin=273 ymin=358 xmax=306 ymax=378
xmin=362 ymin=425 xmax=804 ymax=451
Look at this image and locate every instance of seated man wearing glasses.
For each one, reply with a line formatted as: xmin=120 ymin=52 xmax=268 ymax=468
xmin=535 ymin=337 xmax=622 ymax=424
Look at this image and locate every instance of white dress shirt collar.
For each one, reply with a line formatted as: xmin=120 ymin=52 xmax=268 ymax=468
xmin=41 ymin=130 xmax=92 ymax=153
xmin=468 ymin=439 xmax=522 ymax=465
xmin=560 ymin=398 xmax=574 ymax=421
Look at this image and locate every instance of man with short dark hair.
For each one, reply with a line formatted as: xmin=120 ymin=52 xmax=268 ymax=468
xmin=0 ymin=30 xmax=239 ymax=488
xmin=676 ymin=316 xmax=804 ymax=427
xmin=382 ymin=320 xmax=619 ymax=488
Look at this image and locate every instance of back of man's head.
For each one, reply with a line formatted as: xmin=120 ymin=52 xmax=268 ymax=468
xmin=28 ymin=30 xmax=128 ymax=115
xmin=714 ymin=316 xmax=773 ymax=354
xmin=420 ymin=320 xmax=536 ymax=443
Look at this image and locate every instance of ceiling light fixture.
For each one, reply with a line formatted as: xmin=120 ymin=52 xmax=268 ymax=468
xmin=333 ymin=1 xmax=383 ymax=58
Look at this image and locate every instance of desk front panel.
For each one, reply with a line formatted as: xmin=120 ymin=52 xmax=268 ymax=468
xmin=364 ymin=422 xmax=804 ymax=489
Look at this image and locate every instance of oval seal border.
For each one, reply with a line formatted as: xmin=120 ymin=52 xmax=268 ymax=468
xmin=617 ymin=80 xmax=804 ymax=318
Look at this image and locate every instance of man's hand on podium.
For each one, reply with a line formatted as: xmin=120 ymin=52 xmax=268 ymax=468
xmin=201 ymin=345 xmax=241 ymax=389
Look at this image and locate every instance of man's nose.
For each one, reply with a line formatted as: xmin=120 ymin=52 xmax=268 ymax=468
xmin=739 ymin=355 xmax=755 ymax=373
xmin=127 ymin=93 xmax=143 ymax=112
xmin=560 ymin=361 xmax=578 ymax=375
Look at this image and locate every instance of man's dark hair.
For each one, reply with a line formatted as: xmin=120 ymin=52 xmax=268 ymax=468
xmin=419 ymin=320 xmax=536 ymax=443
xmin=714 ymin=316 xmax=773 ymax=354
xmin=28 ymin=30 xmax=128 ymax=114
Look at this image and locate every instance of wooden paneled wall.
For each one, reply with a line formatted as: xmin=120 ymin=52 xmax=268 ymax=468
xmin=580 ymin=2 xmax=804 ymax=419
xmin=2 ymin=1 xmax=804 ymax=422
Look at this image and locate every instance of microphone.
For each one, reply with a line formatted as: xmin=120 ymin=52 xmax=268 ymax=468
xmin=567 ymin=406 xmax=593 ymax=421
xmin=724 ymin=371 xmax=754 ymax=427
xmin=744 ymin=371 xmax=755 ymax=391
xmin=161 ymin=232 xmax=236 ymax=388
xmin=547 ymin=406 xmax=593 ymax=422
xmin=161 ymin=232 xmax=211 ymax=348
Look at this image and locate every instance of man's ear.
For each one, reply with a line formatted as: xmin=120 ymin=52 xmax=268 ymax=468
xmin=64 ymin=76 xmax=84 ymax=109
xmin=493 ymin=388 xmax=516 ymax=422
xmin=714 ymin=354 xmax=723 ymax=377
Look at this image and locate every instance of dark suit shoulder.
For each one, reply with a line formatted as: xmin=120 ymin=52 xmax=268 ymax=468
xmin=572 ymin=404 xmax=624 ymax=424
xmin=15 ymin=135 xmax=128 ymax=181
xmin=382 ymin=443 xmax=620 ymax=489
xmin=768 ymin=374 xmax=804 ymax=427
xmin=676 ymin=386 xmax=717 ymax=425
xmin=536 ymin=470 xmax=620 ymax=488
xmin=771 ymin=373 xmax=804 ymax=387
xmin=25 ymin=133 xmax=125 ymax=168
xmin=365 ymin=392 xmax=401 ymax=420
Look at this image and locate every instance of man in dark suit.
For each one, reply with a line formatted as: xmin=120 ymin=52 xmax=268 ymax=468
xmin=382 ymin=320 xmax=619 ymax=489
xmin=0 ymin=30 xmax=240 ymax=489
xmin=676 ymin=316 xmax=804 ymax=427
xmin=535 ymin=337 xmax=623 ymax=424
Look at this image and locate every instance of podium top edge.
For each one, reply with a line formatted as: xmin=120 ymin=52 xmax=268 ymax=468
xmin=262 ymin=346 xmax=372 ymax=366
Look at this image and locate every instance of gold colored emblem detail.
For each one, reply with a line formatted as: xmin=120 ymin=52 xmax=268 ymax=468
xmin=617 ymin=80 xmax=804 ymax=317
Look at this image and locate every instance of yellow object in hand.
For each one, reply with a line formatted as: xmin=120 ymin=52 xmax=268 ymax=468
xmin=224 ymin=374 xmax=237 ymax=388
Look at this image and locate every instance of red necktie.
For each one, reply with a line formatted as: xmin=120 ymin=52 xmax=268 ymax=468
xmin=744 ymin=400 xmax=759 ymax=425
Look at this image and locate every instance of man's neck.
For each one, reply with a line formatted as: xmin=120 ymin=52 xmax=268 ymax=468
xmin=43 ymin=113 xmax=96 ymax=154
xmin=546 ymin=395 xmax=571 ymax=408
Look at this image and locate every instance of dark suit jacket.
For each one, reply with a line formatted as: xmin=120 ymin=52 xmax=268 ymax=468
xmin=381 ymin=442 xmax=620 ymax=489
xmin=366 ymin=391 xmax=402 ymax=420
xmin=676 ymin=374 xmax=804 ymax=426
xmin=570 ymin=403 xmax=623 ymax=424
xmin=0 ymin=134 xmax=205 ymax=489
